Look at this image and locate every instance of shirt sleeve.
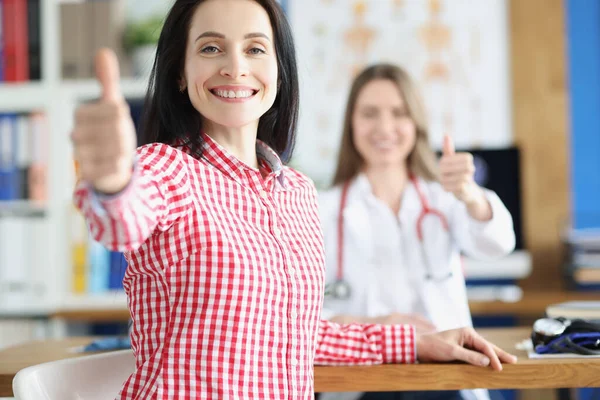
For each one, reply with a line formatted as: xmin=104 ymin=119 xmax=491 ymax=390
xmin=73 ymin=143 xmax=193 ymax=251
xmin=450 ymin=189 xmax=516 ymax=260
xmin=314 ymin=319 xmax=416 ymax=365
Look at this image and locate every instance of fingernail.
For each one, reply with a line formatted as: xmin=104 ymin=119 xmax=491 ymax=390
xmin=480 ymin=357 xmax=490 ymax=366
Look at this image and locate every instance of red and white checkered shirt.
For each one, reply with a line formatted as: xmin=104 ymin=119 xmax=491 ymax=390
xmin=74 ymin=133 xmax=416 ymax=399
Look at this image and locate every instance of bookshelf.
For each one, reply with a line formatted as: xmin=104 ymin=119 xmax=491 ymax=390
xmin=0 ymin=82 xmax=51 ymax=111
xmin=60 ymin=292 xmax=128 ymax=311
xmin=0 ymin=79 xmax=147 ymax=112
xmin=60 ymin=78 xmax=147 ymax=101
xmin=0 ymin=200 xmax=45 ymax=217
xmin=0 ymin=0 xmax=139 ymax=321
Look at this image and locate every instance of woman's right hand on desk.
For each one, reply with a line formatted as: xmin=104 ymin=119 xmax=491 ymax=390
xmin=71 ymin=48 xmax=137 ymax=194
xmin=416 ymin=327 xmax=518 ymax=371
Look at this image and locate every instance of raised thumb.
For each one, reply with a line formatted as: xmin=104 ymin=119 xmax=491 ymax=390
xmin=442 ymin=134 xmax=455 ymax=156
xmin=95 ymin=48 xmax=123 ymax=102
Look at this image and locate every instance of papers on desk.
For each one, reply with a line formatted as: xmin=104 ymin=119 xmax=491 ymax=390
xmin=516 ymin=338 xmax=600 ymax=359
xmin=545 ymin=301 xmax=600 ymax=320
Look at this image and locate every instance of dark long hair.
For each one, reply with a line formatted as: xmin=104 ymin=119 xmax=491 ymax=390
xmin=139 ymin=0 xmax=299 ymax=162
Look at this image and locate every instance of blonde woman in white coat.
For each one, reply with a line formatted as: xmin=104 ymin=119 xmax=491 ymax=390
xmin=317 ymin=64 xmax=516 ymax=400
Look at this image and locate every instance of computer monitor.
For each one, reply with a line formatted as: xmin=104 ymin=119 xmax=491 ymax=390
xmin=469 ymin=147 xmax=524 ymax=250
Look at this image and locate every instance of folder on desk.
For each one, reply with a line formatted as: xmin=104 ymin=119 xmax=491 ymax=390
xmin=70 ymin=337 xmax=131 ymax=353
xmin=546 ymin=301 xmax=600 ymax=320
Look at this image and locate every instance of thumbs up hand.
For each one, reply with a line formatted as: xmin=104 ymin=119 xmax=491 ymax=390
xmin=439 ymin=135 xmax=482 ymax=205
xmin=71 ymin=48 xmax=137 ymax=194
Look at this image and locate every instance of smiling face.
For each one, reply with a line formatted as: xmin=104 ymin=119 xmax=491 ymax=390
xmin=351 ymin=79 xmax=417 ymax=169
xmin=182 ymin=0 xmax=279 ymax=130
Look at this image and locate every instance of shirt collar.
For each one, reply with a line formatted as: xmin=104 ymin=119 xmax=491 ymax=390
xmin=353 ymin=173 xmax=372 ymax=196
xmin=199 ymin=132 xmax=287 ymax=189
xmin=351 ymin=172 xmax=422 ymax=217
xmin=353 ymin=173 xmax=383 ymax=209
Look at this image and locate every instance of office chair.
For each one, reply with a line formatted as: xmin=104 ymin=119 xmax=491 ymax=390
xmin=12 ymin=349 xmax=135 ymax=400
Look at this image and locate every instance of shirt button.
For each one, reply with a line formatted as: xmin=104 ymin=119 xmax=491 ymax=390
xmin=288 ymin=267 xmax=296 ymax=276
xmin=259 ymin=190 xmax=268 ymax=200
xmin=291 ymin=311 xmax=298 ymax=319
xmin=291 ymin=358 xmax=299 ymax=366
xmin=273 ymin=227 xmax=281 ymax=237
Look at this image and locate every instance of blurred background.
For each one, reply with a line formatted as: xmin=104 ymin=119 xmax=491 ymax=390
xmin=0 ymin=0 xmax=598 ymax=399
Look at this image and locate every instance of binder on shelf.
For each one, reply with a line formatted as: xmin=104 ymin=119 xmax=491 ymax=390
xmin=87 ymin=236 xmax=110 ymax=293
xmin=1 ymin=0 xmax=29 ymax=82
xmin=27 ymin=0 xmax=41 ymax=81
xmin=15 ymin=114 xmax=30 ymax=199
xmin=0 ymin=217 xmax=31 ymax=308
xmin=0 ymin=112 xmax=48 ymax=204
xmin=59 ymin=1 xmax=89 ymax=79
xmin=0 ymin=1 xmax=4 ymax=82
xmin=70 ymin=205 xmax=88 ymax=294
xmin=59 ymin=0 xmax=128 ymax=79
xmin=562 ymin=220 xmax=600 ymax=290
xmin=109 ymin=251 xmax=127 ymax=291
xmin=0 ymin=113 xmax=18 ymax=201
xmin=27 ymin=111 xmax=47 ymax=203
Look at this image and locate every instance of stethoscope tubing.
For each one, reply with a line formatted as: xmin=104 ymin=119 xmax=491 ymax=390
xmin=333 ymin=175 xmax=452 ymax=294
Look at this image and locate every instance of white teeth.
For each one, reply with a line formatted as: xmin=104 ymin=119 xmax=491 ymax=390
xmin=214 ymin=89 xmax=254 ymax=99
xmin=373 ymin=142 xmax=395 ymax=149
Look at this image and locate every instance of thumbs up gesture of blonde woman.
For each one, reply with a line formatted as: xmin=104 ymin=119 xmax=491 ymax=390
xmin=71 ymin=48 xmax=137 ymax=194
xmin=439 ymin=135 xmax=492 ymax=221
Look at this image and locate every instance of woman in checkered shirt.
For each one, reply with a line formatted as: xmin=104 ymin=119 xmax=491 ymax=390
xmin=71 ymin=0 xmax=517 ymax=398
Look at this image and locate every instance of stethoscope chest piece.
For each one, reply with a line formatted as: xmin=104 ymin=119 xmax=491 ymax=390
xmin=326 ymin=280 xmax=352 ymax=300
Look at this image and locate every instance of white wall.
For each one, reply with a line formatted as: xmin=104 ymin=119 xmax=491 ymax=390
xmin=289 ymin=0 xmax=512 ymax=188
xmin=126 ymin=0 xmax=173 ymax=21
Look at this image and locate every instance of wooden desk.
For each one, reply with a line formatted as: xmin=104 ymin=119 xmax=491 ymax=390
xmin=51 ymin=309 xmax=130 ymax=322
xmin=315 ymin=327 xmax=600 ymax=392
xmin=1 ymin=328 xmax=599 ymax=397
xmin=50 ymin=291 xmax=600 ymax=322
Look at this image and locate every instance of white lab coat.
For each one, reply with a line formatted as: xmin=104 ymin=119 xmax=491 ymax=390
xmin=318 ymin=174 xmax=515 ymax=400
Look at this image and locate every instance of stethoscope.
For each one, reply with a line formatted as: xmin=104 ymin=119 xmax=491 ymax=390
xmin=325 ymin=174 xmax=453 ymax=300
xmin=532 ymin=318 xmax=600 ymax=355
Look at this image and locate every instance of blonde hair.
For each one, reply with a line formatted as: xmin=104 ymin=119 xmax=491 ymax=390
xmin=332 ymin=63 xmax=439 ymax=186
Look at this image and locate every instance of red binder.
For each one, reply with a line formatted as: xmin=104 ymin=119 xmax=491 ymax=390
xmin=2 ymin=0 xmax=29 ymax=82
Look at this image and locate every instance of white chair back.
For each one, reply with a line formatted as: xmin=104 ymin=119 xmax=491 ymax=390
xmin=12 ymin=349 xmax=135 ymax=400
